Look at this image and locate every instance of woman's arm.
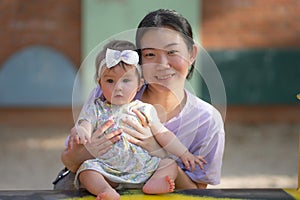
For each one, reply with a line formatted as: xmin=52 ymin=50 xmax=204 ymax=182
xmin=61 ymin=142 xmax=92 ymax=173
xmin=61 ymin=126 xmax=93 ymax=172
xmin=61 ymin=119 xmax=122 ymax=172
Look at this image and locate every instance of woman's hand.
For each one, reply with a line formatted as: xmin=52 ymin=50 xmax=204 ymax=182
xmin=62 ymin=128 xmax=92 ymax=172
xmin=62 ymin=119 xmax=122 ymax=172
xmin=84 ymin=119 xmax=122 ymax=158
xmin=121 ymin=109 xmax=167 ymax=158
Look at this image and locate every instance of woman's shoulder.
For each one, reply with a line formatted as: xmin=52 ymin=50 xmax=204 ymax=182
xmin=185 ymin=90 xmax=213 ymax=110
xmin=185 ymin=90 xmax=223 ymax=121
xmin=184 ymin=90 xmax=225 ymax=138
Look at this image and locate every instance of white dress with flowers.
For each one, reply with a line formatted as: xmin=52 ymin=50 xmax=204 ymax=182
xmin=74 ymin=99 xmax=160 ymax=188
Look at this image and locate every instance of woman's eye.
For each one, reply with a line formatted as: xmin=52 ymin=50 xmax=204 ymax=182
xmin=144 ymin=52 xmax=155 ymax=58
xmin=168 ymin=50 xmax=178 ymax=55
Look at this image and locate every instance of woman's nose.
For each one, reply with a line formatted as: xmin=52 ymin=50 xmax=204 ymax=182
xmin=157 ymin=54 xmax=170 ymax=67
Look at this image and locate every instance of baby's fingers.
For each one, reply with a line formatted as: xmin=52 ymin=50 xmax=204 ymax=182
xmin=198 ymin=156 xmax=207 ymax=164
xmin=190 ymin=160 xmax=196 ymax=172
xmin=86 ymin=135 xmax=92 ymax=144
xmin=196 ymin=160 xmax=204 ymax=170
xmin=74 ymin=134 xmax=81 ymax=144
xmin=184 ymin=159 xmax=197 ymax=172
xmin=182 ymin=160 xmax=191 ymax=171
xmin=195 ymin=156 xmax=207 ymax=170
xmin=79 ymin=136 xmax=87 ymax=145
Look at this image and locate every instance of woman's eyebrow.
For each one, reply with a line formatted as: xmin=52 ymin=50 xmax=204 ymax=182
xmin=142 ymin=43 xmax=179 ymax=51
xmin=164 ymin=43 xmax=179 ymax=48
xmin=141 ymin=47 xmax=155 ymax=51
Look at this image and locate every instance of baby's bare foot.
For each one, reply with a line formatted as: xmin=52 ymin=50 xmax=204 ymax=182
xmin=165 ymin=175 xmax=175 ymax=192
xmin=96 ymin=189 xmax=120 ymax=200
xmin=142 ymin=175 xmax=175 ymax=194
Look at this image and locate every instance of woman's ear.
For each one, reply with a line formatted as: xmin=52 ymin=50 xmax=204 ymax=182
xmin=190 ymin=44 xmax=198 ymax=64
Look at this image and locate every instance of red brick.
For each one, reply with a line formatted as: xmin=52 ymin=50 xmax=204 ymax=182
xmin=201 ymin=0 xmax=300 ymax=49
xmin=0 ymin=0 xmax=81 ymax=68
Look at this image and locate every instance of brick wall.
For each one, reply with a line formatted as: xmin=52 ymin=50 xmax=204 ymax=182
xmin=201 ymin=0 xmax=300 ymax=123
xmin=201 ymin=0 xmax=300 ymax=49
xmin=0 ymin=0 xmax=81 ymax=67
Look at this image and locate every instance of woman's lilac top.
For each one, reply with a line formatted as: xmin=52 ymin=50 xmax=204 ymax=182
xmin=86 ymin=85 xmax=225 ymax=185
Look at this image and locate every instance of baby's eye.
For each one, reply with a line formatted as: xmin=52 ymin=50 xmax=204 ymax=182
xmin=123 ymin=79 xmax=131 ymax=83
xmin=106 ymin=79 xmax=114 ymax=83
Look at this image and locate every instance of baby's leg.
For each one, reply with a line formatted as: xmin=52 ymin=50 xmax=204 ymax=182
xmin=79 ymin=170 xmax=120 ymax=200
xmin=142 ymin=158 xmax=178 ymax=194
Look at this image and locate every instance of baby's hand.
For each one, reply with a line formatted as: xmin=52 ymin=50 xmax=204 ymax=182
xmin=180 ymin=151 xmax=207 ymax=172
xmin=76 ymin=121 xmax=92 ymax=144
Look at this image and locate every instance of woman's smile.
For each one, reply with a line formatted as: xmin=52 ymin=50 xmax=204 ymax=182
xmin=155 ymin=73 xmax=175 ymax=81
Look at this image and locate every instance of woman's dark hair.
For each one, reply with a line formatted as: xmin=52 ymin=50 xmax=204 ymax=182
xmin=136 ymin=9 xmax=196 ymax=80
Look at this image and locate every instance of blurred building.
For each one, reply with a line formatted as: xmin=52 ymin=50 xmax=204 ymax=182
xmin=201 ymin=0 xmax=300 ymax=123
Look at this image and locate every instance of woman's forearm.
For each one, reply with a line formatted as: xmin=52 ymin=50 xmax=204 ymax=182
xmin=61 ymin=144 xmax=93 ymax=173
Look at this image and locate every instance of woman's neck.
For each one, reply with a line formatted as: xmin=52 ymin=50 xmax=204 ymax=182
xmin=142 ymin=85 xmax=186 ymax=122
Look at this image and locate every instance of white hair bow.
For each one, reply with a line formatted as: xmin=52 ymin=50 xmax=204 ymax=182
xmin=105 ymin=48 xmax=139 ymax=68
xmin=98 ymin=48 xmax=141 ymax=77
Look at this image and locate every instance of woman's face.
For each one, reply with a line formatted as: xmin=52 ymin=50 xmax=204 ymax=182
xmin=139 ymin=28 xmax=196 ymax=92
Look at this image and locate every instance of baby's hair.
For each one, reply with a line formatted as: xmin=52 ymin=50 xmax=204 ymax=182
xmin=95 ymin=40 xmax=139 ymax=82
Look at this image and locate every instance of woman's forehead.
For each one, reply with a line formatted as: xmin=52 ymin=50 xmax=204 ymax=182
xmin=140 ymin=28 xmax=184 ymax=49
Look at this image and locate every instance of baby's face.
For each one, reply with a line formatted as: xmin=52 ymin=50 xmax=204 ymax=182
xmin=99 ymin=64 xmax=140 ymax=105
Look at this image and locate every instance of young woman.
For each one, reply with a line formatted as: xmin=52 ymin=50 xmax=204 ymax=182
xmin=54 ymin=8 xmax=225 ymax=190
